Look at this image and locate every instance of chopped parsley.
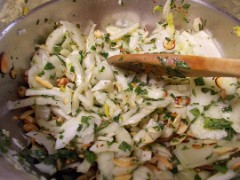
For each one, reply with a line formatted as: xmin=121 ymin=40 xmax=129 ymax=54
xmin=183 ymin=3 xmax=191 ymax=11
xmin=118 ymin=141 xmax=132 ymax=152
xmin=98 ymin=66 xmax=105 ymax=73
xmin=201 ymin=88 xmax=217 ymax=95
xmin=70 ymin=66 xmax=75 ymax=73
xmin=194 ymin=77 xmax=205 ymax=86
xmin=222 ymin=106 xmax=232 ymax=113
xmin=81 ymin=116 xmax=90 ymax=126
xmin=203 ymin=117 xmax=232 ymax=130
xmin=37 ymin=70 xmax=45 ymax=77
xmin=213 ymin=164 xmax=228 ymax=174
xmin=44 ymin=62 xmax=55 ymax=70
xmin=83 ymin=150 xmax=96 ymax=164
xmin=190 ymin=108 xmax=201 ymax=118
xmin=99 ymin=52 xmax=109 ymax=59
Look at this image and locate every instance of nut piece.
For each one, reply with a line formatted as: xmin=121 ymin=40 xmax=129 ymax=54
xmin=23 ymin=116 xmax=36 ymax=124
xmin=230 ymin=161 xmax=240 ymax=171
xmin=18 ymin=86 xmax=27 ymax=98
xmin=158 ymin=155 xmax=173 ymax=170
xmin=23 ymin=70 xmax=29 ymax=84
xmin=10 ymin=68 xmax=17 ymax=79
xmin=23 ymin=123 xmax=38 ymax=132
xmin=0 ymin=52 xmax=9 ymax=74
xmin=163 ymin=38 xmax=175 ymax=50
xmin=192 ymin=143 xmax=203 ymax=149
xmin=114 ymin=174 xmax=131 ymax=180
xmin=20 ymin=110 xmax=34 ymax=120
xmin=57 ymin=78 xmax=69 ymax=87
xmin=113 ymin=157 xmax=133 ymax=167
xmin=35 ymin=76 xmax=53 ymax=89
xmin=213 ymin=147 xmax=238 ymax=155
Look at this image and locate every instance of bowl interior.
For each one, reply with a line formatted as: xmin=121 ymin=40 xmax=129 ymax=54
xmin=0 ymin=0 xmax=239 ymax=178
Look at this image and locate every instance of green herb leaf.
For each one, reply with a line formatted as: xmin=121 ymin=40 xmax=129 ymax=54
xmin=44 ymin=62 xmax=55 ymax=70
xmin=183 ymin=3 xmax=191 ymax=11
xmin=99 ymin=52 xmax=109 ymax=59
xmin=98 ymin=66 xmax=105 ymax=73
xmin=81 ymin=116 xmax=90 ymax=126
xmin=201 ymin=88 xmax=217 ymax=95
xmin=118 ymin=141 xmax=132 ymax=152
xmin=213 ymin=164 xmax=228 ymax=174
xmin=38 ymin=71 xmax=45 ymax=77
xmin=70 ymin=66 xmax=75 ymax=73
xmin=194 ymin=77 xmax=205 ymax=86
xmin=222 ymin=106 xmax=232 ymax=113
xmin=190 ymin=108 xmax=201 ymax=118
xmin=203 ymin=117 xmax=232 ymax=130
xmin=83 ymin=150 xmax=96 ymax=164
xmin=134 ymin=86 xmax=148 ymax=95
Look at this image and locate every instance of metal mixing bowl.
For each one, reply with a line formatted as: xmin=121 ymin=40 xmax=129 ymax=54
xmin=0 ymin=0 xmax=239 ymax=179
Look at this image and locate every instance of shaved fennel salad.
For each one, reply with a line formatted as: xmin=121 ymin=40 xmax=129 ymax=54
xmin=7 ymin=2 xmax=240 ymax=180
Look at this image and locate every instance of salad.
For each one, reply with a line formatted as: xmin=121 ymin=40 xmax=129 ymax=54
xmin=5 ymin=0 xmax=240 ymax=179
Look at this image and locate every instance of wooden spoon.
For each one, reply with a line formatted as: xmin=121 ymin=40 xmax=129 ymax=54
xmin=108 ymin=54 xmax=240 ymax=77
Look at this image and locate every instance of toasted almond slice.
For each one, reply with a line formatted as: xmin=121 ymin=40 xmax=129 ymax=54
xmin=163 ymin=38 xmax=175 ymax=50
xmin=18 ymin=86 xmax=27 ymax=98
xmin=20 ymin=110 xmax=34 ymax=120
xmin=213 ymin=147 xmax=238 ymax=155
xmin=172 ymin=114 xmax=181 ymax=129
xmin=230 ymin=161 xmax=240 ymax=171
xmin=158 ymin=155 xmax=173 ymax=170
xmin=35 ymin=76 xmax=53 ymax=89
xmin=145 ymin=163 xmax=159 ymax=171
xmin=170 ymin=134 xmax=187 ymax=146
xmin=0 ymin=52 xmax=9 ymax=74
xmin=192 ymin=143 xmax=203 ymax=149
xmin=23 ymin=116 xmax=36 ymax=124
xmin=57 ymin=78 xmax=69 ymax=87
xmin=10 ymin=68 xmax=17 ymax=79
xmin=202 ymin=139 xmax=217 ymax=145
xmin=219 ymin=89 xmax=227 ymax=100
xmin=113 ymin=157 xmax=133 ymax=167
xmin=56 ymin=159 xmax=62 ymax=171
xmin=23 ymin=123 xmax=38 ymax=132
xmin=114 ymin=174 xmax=131 ymax=180
xmin=176 ymin=121 xmax=188 ymax=134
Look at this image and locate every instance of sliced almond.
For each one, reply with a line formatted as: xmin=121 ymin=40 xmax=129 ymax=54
xmin=57 ymin=78 xmax=69 ymax=87
xmin=113 ymin=157 xmax=133 ymax=167
xmin=192 ymin=143 xmax=203 ymax=149
xmin=20 ymin=110 xmax=34 ymax=120
xmin=10 ymin=68 xmax=17 ymax=79
xmin=23 ymin=116 xmax=36 ymax=124
xmin=94 ymin=30 xmax=104 ymax=38
xmin=18 ymin=86 xmax=27 ymax=98
xmin=213 ymin=147 xmax=238 ymax=155
xmin=219 ymin=89 xmax=227 ymax=100
xmin=170 ymin=134 xmax=187 ymax=146
xmin=35 ymin=76 xmax=53 ymax=89
xmin=163 ymin=38 xmax=175 ymax=50
xmin=230 ymin=161 xmax=240 ymax=171
xmin=172 ymin=114 xmax=181 ymax=129
xmin=24 ymin=70 xmax=29 ymax=84
xmin=176 ymin=121 xmax=188 ymax=134
xmin=56 ymin=159 xmax=62 ymax=171
xmin=0 ymin=52 xmax=9 ymax=74
xmin=145 ymin=163 xmax=159 ymax=171
xmin=23 ymin=123 xmax=38 ymax=132
xmin=157 ymin=155 xmax=173 ymax=170
xmin=202 ymin=139 xmax=217 ymax=145
xmin=114 ymin=174 xmax=131 ymax=180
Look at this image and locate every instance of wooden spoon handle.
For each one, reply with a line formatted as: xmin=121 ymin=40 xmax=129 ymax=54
xmin=108 ymin=54 xmax=240 ymax=77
